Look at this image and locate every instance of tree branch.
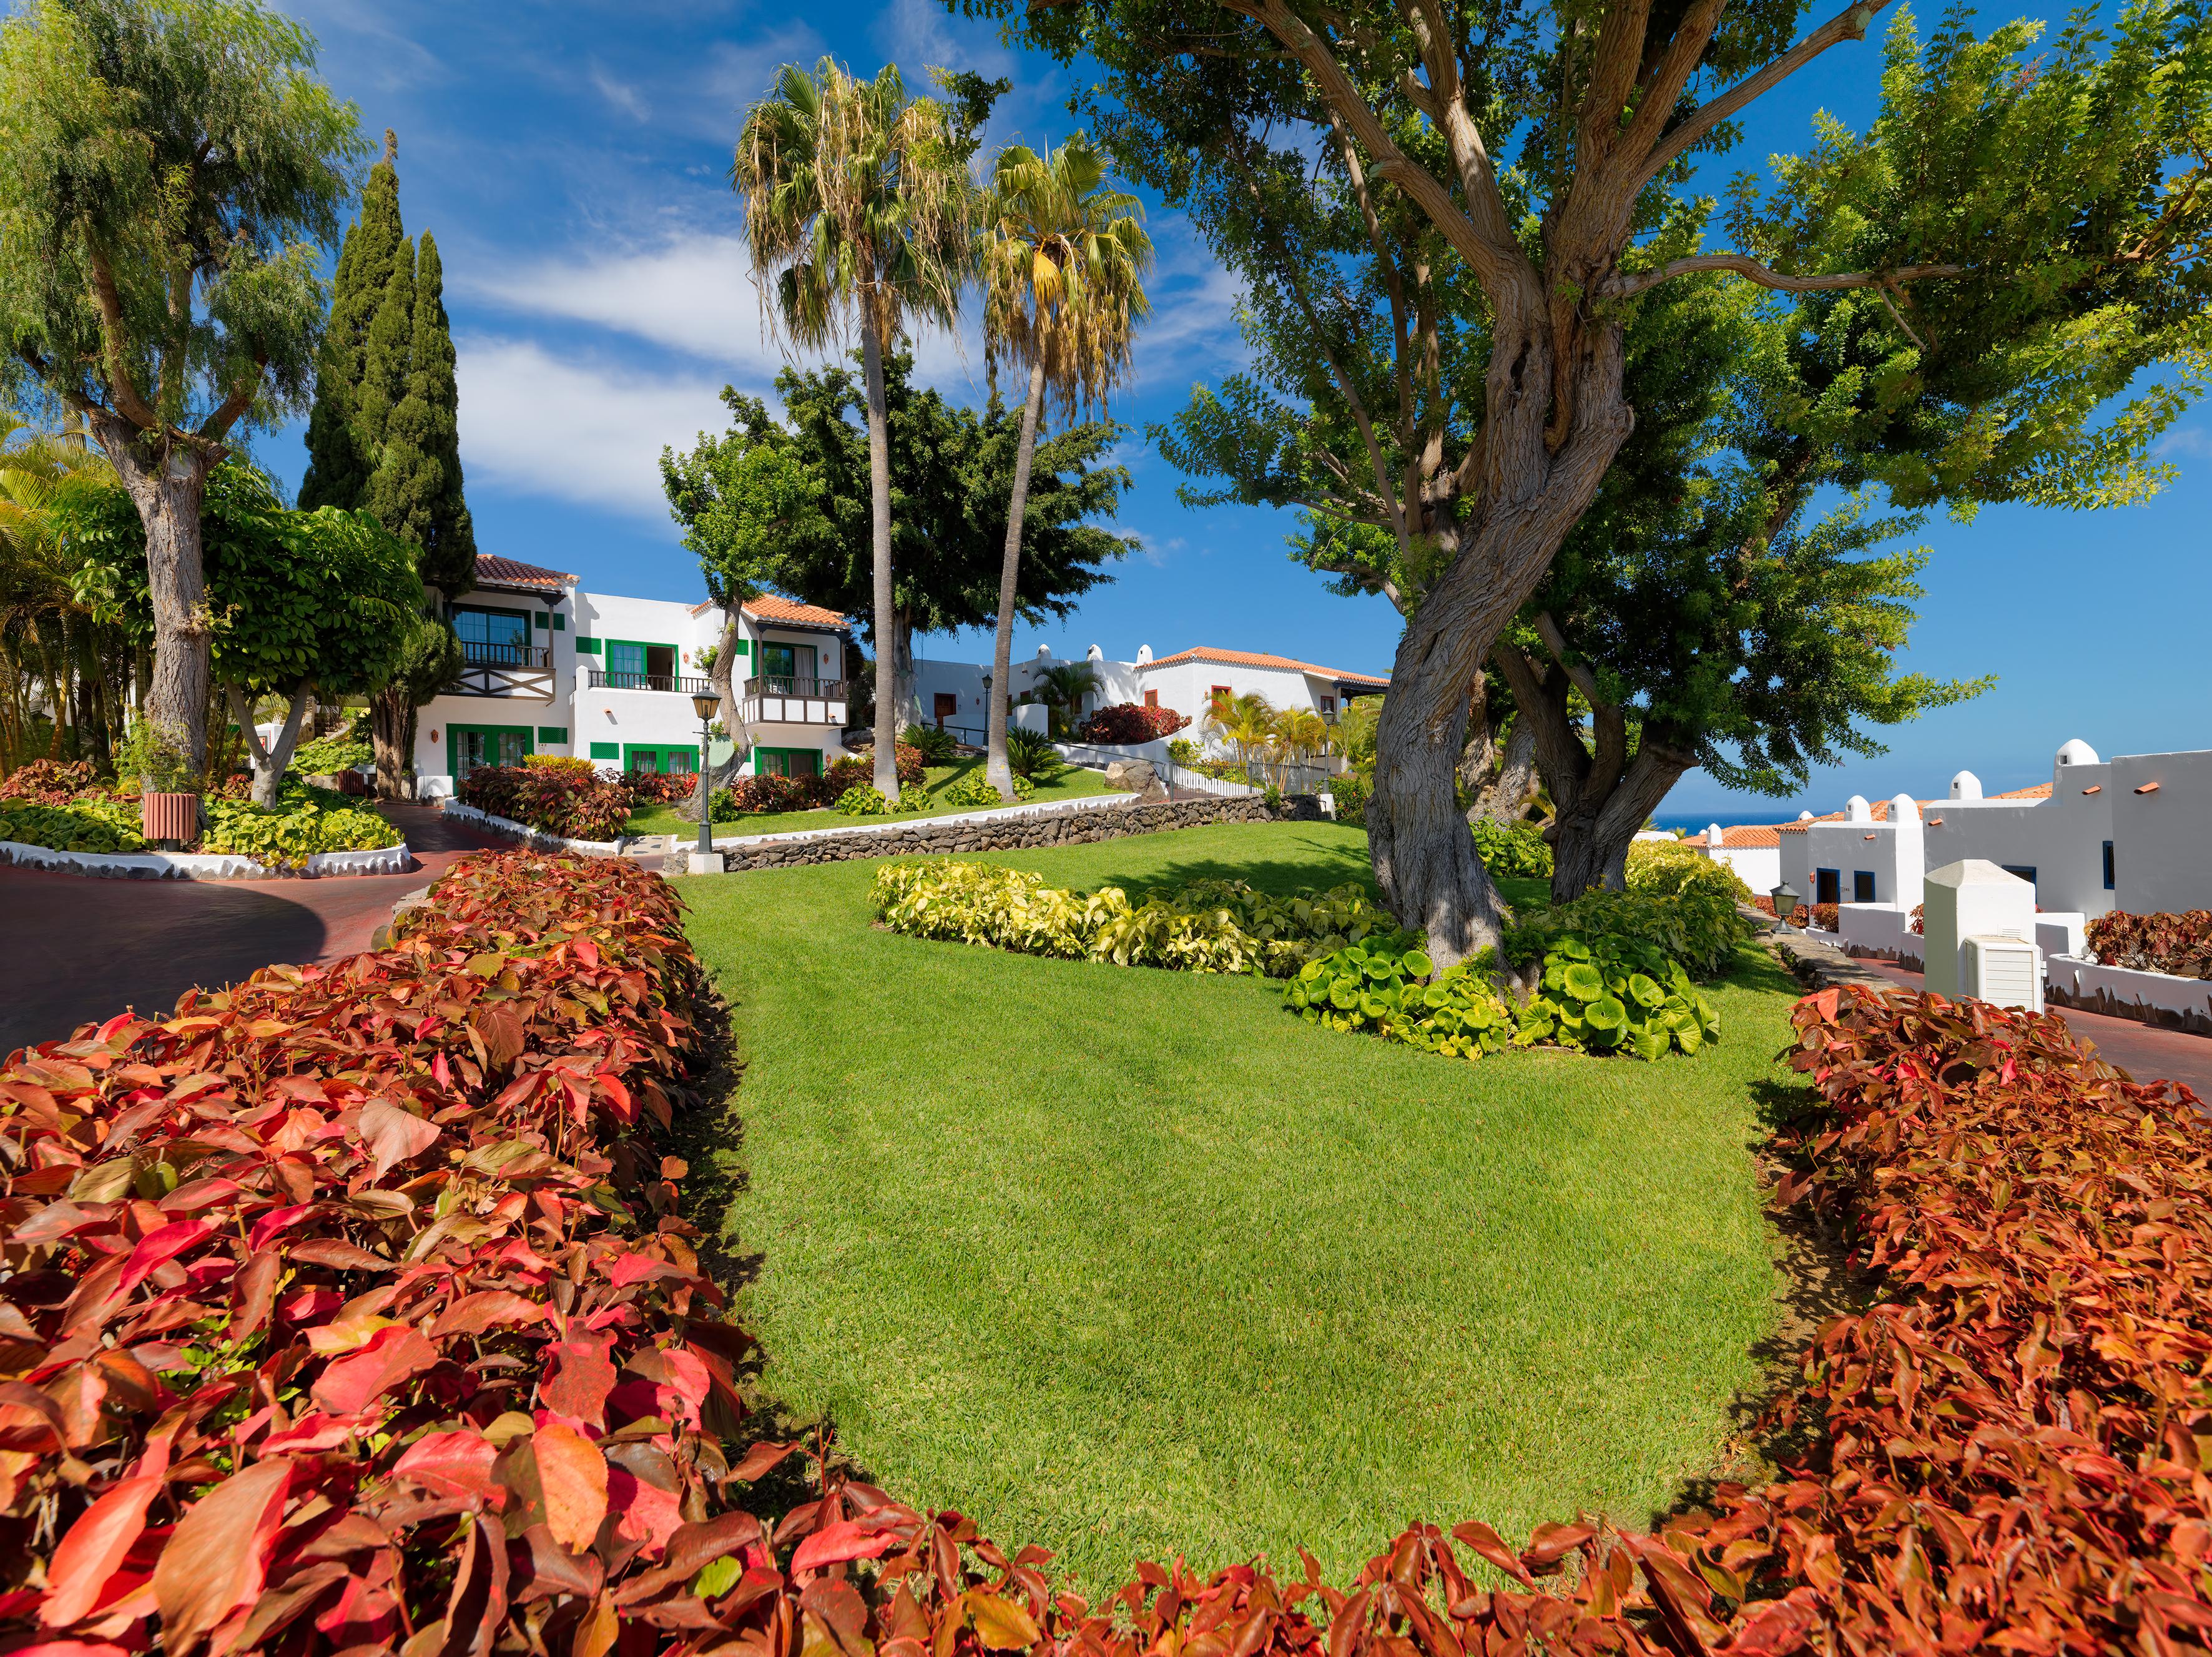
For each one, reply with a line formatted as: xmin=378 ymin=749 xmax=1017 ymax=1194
xmin=1600 ymin=253 xmax=1963 ymax=298
xmin=84 ymin=245 xmax=162 ymax=435
xmin=198 ymin=354 xmax=268 ymax=442
xmin=1634 ymin=0 xmax=1890 ymax=192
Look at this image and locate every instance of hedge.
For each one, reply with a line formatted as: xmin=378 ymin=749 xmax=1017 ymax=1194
xmin=1078 ymin=702 xmax=1189 ymax=744
xmin=1505 ymin=886 xmax=1749 ymax=978
xmin=457 ymin=762 xmax=633 ymax=840
xmin=9 ymin=862 xmax=2212 ymax=1655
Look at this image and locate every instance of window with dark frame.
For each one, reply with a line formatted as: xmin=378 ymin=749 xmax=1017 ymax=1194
xmin=2103 ymin=841 xmax=2116 ymax=890
xmin=1852 ymin=870 xmax=1876 ymax=903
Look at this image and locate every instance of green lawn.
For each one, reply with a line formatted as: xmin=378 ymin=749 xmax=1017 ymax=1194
xmin=680 ymin=822 xmax=1798 ymax=1590
xmin=626 ymin=757 xmax=1114 ymax=839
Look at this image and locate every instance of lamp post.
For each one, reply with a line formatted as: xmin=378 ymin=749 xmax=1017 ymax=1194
xmin=1770 ymin=882 xmax=1801 ymax=923
xmin=690 ymin=689 xmax=719 ymax=862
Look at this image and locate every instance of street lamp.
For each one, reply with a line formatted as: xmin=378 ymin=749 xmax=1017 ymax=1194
xmin=690 ymin=690 xmax=720 ymax=861
xmin=1770 ymin=882 xmax=1801 ymax=923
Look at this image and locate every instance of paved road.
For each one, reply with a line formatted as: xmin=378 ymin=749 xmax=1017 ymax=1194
xmin=1856 ymin=958 xmax=2212 ymax=1100
xmin=0 ymin=805 xmax=505 ymax=1058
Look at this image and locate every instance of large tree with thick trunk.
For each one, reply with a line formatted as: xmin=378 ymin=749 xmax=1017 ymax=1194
xmin=990 ymin=0 xmax=2212 ymax=965
xmin=0 ymin=0 xmax=361 ymax=787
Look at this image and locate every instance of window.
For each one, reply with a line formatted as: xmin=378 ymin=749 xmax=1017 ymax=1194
xmin=1815 ymin=868 xmax=1841 ymax=905
xmin=537 ymin=726 xmax=569 ymax=744
xmin=589 ymin=742 xmax=618 ymax=760
xmin=1211 ymin=684 xmax=1231 ymax=701
xmin=2104 ymin=841 xmax=2116 ymax=890
xmin=752 ymin=747 xmax=822 ymax=779
xmin=1852 ymin=870 xmax=1876 ymax=903
xmin=576 ymin=637 xmax=603 ymax=655
xmin=605 ymin=641 xmax=678 ymax=689
xmin=1143 ymin=689 xmax=1159 ymax=709
xmin=528 ymin=610 xmax=569 ymax=632
xmin=449 ymin=724 xmax=531 ymax=777
xmin=758 ymin=642 xmax=817 ymax=689
xmin=453 ymin=605 xmax=534 ymax=664
xmin=2002 ymin=864 xmax=2038 ymax=892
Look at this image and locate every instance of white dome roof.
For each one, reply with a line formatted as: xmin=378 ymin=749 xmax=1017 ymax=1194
xmin=1950 ymin=770 xmax=1983 ymax=800
xmin=2055 ymin=738 xmax=2100 ymax=767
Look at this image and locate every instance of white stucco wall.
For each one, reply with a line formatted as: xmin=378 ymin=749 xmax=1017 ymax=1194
xmin=1799 ymin=794 xmax=1922 ymax=908
xmin=1705 ymin=842 xmax=1782 ymax=892
xmin=2110 ymin=749 xmax=2212 ymax=915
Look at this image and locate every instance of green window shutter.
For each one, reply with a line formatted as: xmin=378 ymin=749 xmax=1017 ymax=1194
xmin=589 ymin=742 xmax=618 ymax=760
xmin=537 ymin=726 xmax=569 ymax=744
xmin=551 ymin=613 xmax=566 ymax=631
xmin=733 ymin=639 xmax=751 ymax=657
xmin=576 ymin=637 xmax=602 ymax=654
xmin=533 ymin=611 xmax=549 ymax=630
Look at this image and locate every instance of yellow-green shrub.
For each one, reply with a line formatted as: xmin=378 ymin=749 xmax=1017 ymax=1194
xmin=1626 ymin=837 xmax=1752 ymax=902
xmin=0 ymin=797 xmax=147 ymax=853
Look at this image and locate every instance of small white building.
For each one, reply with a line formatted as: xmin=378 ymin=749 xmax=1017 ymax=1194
xmin=1684 ymin=822 xmax=1784 ymax=893
xmin=411 ymin=556 xmax=852 ymax=794
xmin=909 ymin=642 xmax=1387 ymax=743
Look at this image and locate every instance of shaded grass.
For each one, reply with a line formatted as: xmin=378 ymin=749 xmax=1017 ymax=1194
xmin=681 ymin=822 xmax=1797 ymax=1591
xmin=625 ymin=758 xmax=1114 ymax=839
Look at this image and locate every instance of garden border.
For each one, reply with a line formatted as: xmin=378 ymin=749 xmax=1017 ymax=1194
xmin=436 ymin=797 xmax=628 ymax=856
xmin=2047 ymin=950 xmax=2212 ymax=1037
xmin=716 ymin=792 xmax=1272 ymax=870
xmin=0 ymin=835 xmax=411 ymax=880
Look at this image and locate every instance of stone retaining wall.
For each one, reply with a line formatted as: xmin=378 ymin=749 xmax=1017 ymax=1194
xmin=723 ymin=794 xmax=1273 ymax=871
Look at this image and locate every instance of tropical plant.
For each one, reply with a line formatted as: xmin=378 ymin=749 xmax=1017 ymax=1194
xmin=941 ymin=766 xmax=1035 ymax=807
xmin=1285 ymin=942 xmax=1516 ymax=1060
xmin=1513 ymin=935 xmax=1721 ymax=1060
xmin=0 ymin=413 xmax=124 ymax=771
xmin=1005 ymin=725 xmax=1063 ymax=780
xmin=456 ymin=762 xmax=632 ymax=841
xmin=835 ymin=782 xmax=927 ymax=817
xmin=734 ymin=58 xmax=972 ymax=802
xmin=1079 ymin=702 xmax=1187 ymax=744
xmin=1506 ymin=888 xmax=1750 ymax=980
xmin=290 ymin=732 xmax=373 ymax=775
xmin=1202 ymin=690 xmax=1277 ymax=775
xmin=1029 ymin=661 xmax=1101 ymax=736
xmin=2087 ymin=910 xmax=2212 ymax=980
xmin=0 ymin=0 xmax=363 ymax=780
xmin=1625 ymin=838 xmax=1754 ymax=904
xmin=900 ymin=721 xmax=958 ymax=764
xmin=1470 ymin=819 xmax=1552 ymax=880
xmin=980 ymin=134 xmax=1152 ymax=800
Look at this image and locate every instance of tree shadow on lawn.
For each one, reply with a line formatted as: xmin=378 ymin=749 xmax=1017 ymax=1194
xmin=1074 ymin=845 xmax=1381 ymax=903
xmin=667 ymin=978 xmax=888 ymax=1512
xmin=1656 ymin=1067 xmax=1874 ymax=1528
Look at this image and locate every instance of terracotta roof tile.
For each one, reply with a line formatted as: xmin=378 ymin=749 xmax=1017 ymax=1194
xmin=1141 ymin=645 xmax=1389 ymax=687
xmin=742 ymin=595 xmax=848 ymax=629
xmin=473 ymin=554 xmax=574 ymax=590
xmin=1994 ymin=782 xmax=2052 ymax=800
xmin=1685 ymin=824 xmax=1785 ymax=848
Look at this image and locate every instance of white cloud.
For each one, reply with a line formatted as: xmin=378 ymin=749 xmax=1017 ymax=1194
xmin=455 ymin=335 xmax=730 ymax=519
xmin=591 ymin=65 xmax=651 ymax=122
xmin=2154 ymin=426 xmax=2212 ymax=461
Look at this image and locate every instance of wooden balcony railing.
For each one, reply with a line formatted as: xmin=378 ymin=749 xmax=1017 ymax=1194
xmin=460 ymin=639 xmax=552 ymax=669
xmin=742 ymin=676 xmax=848 ymax=725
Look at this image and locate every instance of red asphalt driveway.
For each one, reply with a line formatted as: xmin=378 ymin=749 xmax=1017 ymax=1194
xmin=0 ymin=805 xmax=506 ymax=1058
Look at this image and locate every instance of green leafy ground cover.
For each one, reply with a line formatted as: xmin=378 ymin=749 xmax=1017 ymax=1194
xmin=681 ymin=820 xmax=1799 ymax=1590
xmin=624 ymin=757 xmax=1113 ymax=838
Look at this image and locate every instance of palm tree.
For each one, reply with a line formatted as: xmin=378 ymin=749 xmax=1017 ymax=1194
xmin=0 ymin=415 xmax=119 ymax=770
xmin=734 ymin=59 xmax=971 ymax=802
xmin=978 ymin=135 xmax=1151 ymax=800
xmin=1203 ymin=691 xmax=1278 ymax=779
xmin=1029 ymin=661 xmax=1101 ymax=739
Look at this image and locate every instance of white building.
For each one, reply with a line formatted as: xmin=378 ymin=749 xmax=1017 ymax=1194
xmin=1701 ymin=737 xmax=2212 ymax=920
xmin=411 ymin=556 xmax=852 ymax=794
xmin=1684 ymin=822 xmax=1784 ymax=893
xmin=909 ymin=642 xmax=1387 ymax=743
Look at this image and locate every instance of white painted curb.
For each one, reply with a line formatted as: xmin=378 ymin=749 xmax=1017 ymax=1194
xmin=0 ymin=836 xmax=410 ymax=881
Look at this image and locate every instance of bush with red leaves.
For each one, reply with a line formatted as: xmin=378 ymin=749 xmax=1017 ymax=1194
xmin=715 ymin=772 xmax=820 ymax=816
xmin=835 ymin=744 xmax=925 ymax=788
xmin=0 ymin=759 xmax=101 ymax=806
xmin=12 ymin=857 xmax=2212 ymax=1657
xmin=1078 ymin=703 xmax=1189 ymax=744
xmin=2087 ymin=908 xmax=2212 ymax=980
xmin=456 ymin=764 xmax=634 ymax=841
xmin=625 ymin=771 xmax=700 ymax=807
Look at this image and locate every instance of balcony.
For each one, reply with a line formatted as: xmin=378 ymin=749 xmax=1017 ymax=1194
xmin=742 ymin=675 xmax=848 ymax=726
xmin=587 ymin=669 xmax=717 ymax=696
xmin=448 ymin=639 xmax=555 ymax=701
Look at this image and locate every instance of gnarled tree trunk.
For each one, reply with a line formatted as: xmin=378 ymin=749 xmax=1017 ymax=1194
xmin=84 ymin=415 xmax=215 ymax=783
xmin=1493 ymin=626 xmax=1693 ymax=903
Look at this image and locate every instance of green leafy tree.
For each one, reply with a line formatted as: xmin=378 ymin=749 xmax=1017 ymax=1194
xmin=0 ymin=0 xmax=363 ymax=784
xmin=661 ymin=351 xmax=1132 ymax=731
xmin=978 ymin=134 xmax=1152 ymax=799
xmin=734 ymin=58 xmax=973 ymax=800
xmin=60 ymin=466 xmax=418 ymax=804
xmin=991 ymin=0 xmax=2212 ymax=965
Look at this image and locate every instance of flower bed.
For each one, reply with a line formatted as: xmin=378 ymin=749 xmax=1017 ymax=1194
xmin=1079 ymin=701 xmax=1190 ymax=743
xmin=457 ymin=761 xmax=632 ymax=840
xmin=0 ymin=772 xmax=398 ymax=865
xmin=625 ymin=769 xmax=699 ymax=807
xmin=11 ymin=857 xmax=2212 ymax=1655
xmin=2087 ymin=907 xmax=2212 ymax=980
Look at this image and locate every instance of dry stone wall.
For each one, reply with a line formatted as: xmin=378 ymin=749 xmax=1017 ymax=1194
xmin=723 ymin=794 xmax=1273 ymax=872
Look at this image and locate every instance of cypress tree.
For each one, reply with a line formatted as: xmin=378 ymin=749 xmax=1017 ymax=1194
xmin=300 ymin=129 xmax=404 ymax=511
xmin=355 ymin=235 xmax=416 ymax=465
xmin=367 ymin=231 xmax=476 ymax=597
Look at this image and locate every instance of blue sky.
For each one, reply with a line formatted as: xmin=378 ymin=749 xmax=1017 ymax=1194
xmin=259 ymin=0 xmax=2210 ymax=825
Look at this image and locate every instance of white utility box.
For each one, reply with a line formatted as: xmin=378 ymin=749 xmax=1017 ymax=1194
xmin=1922 ymin=860 xmax=2037 ymax=998
xmin=1962 ymin=935 xmax=2045 ymax=1012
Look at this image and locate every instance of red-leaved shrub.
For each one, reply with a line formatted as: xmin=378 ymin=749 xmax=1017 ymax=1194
xmin=1079 ymin=702 xmax=1189 ymax=744
xmin=2088 ymin=907 xmax=2212 ymax=980
xmin=837 ymin=743 xmax=925 ymax=787
xmin=626 ymin=770 xmax=700 ymax=807
xmin=457 ymin=762 xmax=633 ymax=840
xmin=716 ymin=771 xmax=818 ymax=815
xmin=11 ymin=868 xmax=2212 ymax=1657
xmin=0 ymin=759 xmax=100 ymax=805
